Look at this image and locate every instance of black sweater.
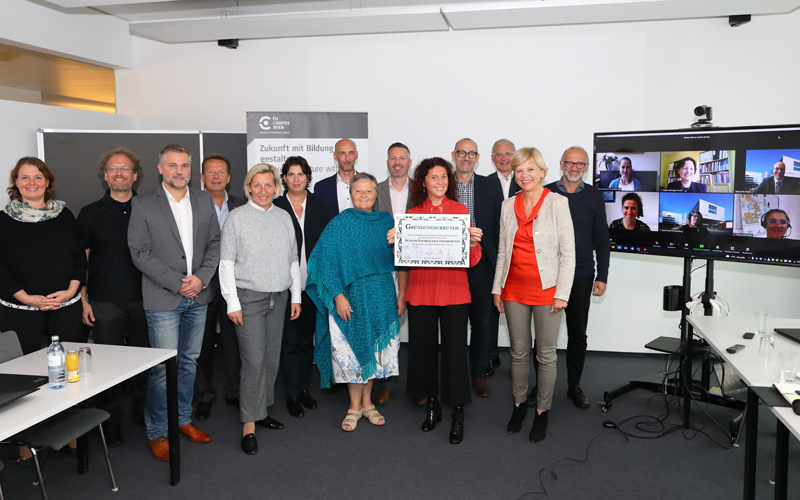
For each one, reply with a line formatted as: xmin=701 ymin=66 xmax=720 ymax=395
xmin=0 ymin=208 xmax=86 ymax=305
xmin=544 ymin=182 xmax=610 ymax=283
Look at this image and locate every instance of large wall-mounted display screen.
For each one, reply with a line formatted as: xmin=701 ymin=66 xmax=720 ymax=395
xmin=594 ymin=125 xmax=800 ymax=266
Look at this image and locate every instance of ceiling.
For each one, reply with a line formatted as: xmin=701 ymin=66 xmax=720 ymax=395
xmin=35 ymin=0 xmax=800 ymax=44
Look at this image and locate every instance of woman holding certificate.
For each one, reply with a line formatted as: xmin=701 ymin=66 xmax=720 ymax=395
xmin=492 ymin=147 xmax=575 ymax=444
xmin=390 ymin=157 xmax=483 ymax=445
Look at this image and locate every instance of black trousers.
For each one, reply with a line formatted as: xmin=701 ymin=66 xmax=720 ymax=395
xmin=467 ymin=259 xmax=494 ymax=378
xmin=195 ymin=289 xmax=241 ymax=403
xmin=90 ymin=300 xmax=150 ymax=426
xmin=280 ymin=291 xmax=316 ymax=398
xmin=406 ymin=303 xmax=472 ymax=407
xmin=0 ymin=300 xmax=84 ymax=355
xmin=533 ymin=274 xmax=595 ymax=387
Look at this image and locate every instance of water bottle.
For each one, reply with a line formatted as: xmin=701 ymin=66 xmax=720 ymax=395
xmin=47 ymin=335 xmax=66 ymax=389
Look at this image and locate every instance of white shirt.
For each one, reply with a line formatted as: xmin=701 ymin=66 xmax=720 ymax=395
xmin=497 ymin=171 xmax=514 ymax=200
xmin=163 ymin=183 xmax=194 ymax=276
xmin=389 ymin=178 xmax=410 ymax=215
xmin=337 ymin=172 xmax=354 ymax=213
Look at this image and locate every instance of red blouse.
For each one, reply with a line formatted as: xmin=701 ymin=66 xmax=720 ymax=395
xmin=501 ymin=189 xmax=556 ymax=306
xmin=404 ymin=197 xmax=482 ymax=307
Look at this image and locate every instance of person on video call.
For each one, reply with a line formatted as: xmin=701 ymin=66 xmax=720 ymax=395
xmin=608 ymin=192 xmax=650 ymax=231
xmin=763 ymin=209 xmax=791 ymax=239
xmin=752 ymin=161 xmax=800 ymax=195
xmin=665 ymin=157 xmax=707 ymax=193
xmin=608 ymin=157 xmax=641 ymax=191
xmin=679 ymin=210 xmax=709 ymax=236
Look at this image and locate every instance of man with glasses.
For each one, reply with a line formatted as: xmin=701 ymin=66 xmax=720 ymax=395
xmin=753 ymin=161 xmax=800 ymax=195
xmin=452 ymin=138 xmax=503 ymax=396
xmin=487 ymin=139 xmax=521 ymax=200
xmin=533 ymin=146 xmax=610 ymax=409
xmin=78 ymin=147 xmax=150 ymax=446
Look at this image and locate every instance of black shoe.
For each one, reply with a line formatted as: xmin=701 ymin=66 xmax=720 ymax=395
xmin=322 ymin=384 xmax=341 ymax=394
xmin=257 ymin=416 xmax=284 ymax=430
xmin=240 ymin=433 xmax=258 ymax=455
xmin=526 ymin=385 xmax=538 ymax=408
xmin=421 ymin=397 xmax=442 ymax=432
xmin=298 ymin=389 xmax=318 ymax=410
xmin=225 ymin=397 xmax=240 ymax=408
xmin=450 ymin=406 xmax=464 ymax=444
xmin=103 ymin=423 xmax=124 ymax=447
xmin=491 ymin=357 xmax=501 ymax=369
xmin=286 ymin=396 xmax=304 ymax=418
xmin=529 ymin=410 xmax=548 ymax=443
xmin=485 ymin=366 xmax=495 ymax=378
xmin=507 ymin=404 xmax=528 ymax=434
xmin=567 ymin=386 xmax=590 ymax=409
xmin=195 ymin=401 xmax=212 ymax=421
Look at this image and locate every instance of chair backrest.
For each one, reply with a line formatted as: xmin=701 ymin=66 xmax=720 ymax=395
xmin=0 ymin=330 xmax=23 ymax=364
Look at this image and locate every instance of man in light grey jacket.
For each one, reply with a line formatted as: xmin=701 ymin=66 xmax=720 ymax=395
xmin=128 ymin=144 xmax=220 ymax=460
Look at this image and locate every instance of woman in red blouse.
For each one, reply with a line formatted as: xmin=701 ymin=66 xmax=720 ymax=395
xmin=492 ymin=148 xmax=575 ymax=443
xmin=389 ymin=157 xmax=482 ymax=444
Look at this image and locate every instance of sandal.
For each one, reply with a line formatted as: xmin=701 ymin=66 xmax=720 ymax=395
xmin=362 ymin=405 xmax=385 ymax=426
xmin=342 ymin=408 xmax=362 ymax=432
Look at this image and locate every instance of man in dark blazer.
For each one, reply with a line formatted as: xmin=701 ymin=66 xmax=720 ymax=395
xmin=128 ymin=144 xmax=220 ymax=460
xmin=373 ymin=142 xmax=414 ymax=405
xmin=313 ymin=138 xmax=358 ymax=217
xmin=486 ymin=138 xmax=521 ymax=370
xmin=452 ymin=138 xmax=503 ymax=397
xmin=752 ymin=160 xmax=800 ymax=194
xmin=193 ymin=154 xmax=245 ymax=421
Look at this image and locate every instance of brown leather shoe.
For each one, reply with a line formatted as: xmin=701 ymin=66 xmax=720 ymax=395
xmin=374 ymin=385 xmax=392 ymax=406
xmin=148 ymin=437 xmax=169 ymax=461
xmin=179 ymin=423 xmax=211 ymax=443
xmin=412 ymin=397 xmax=429 ymax=406
xmin=472 ymin=377 xmax=491 ymax=397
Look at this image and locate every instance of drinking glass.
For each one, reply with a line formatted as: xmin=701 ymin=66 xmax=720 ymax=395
xmin=779 ymin=351 xmax=798 ymax=383
xmin=759 ymin=334 xmax=775 ymax=363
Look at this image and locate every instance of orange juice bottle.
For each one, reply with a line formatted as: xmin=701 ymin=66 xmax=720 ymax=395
xmin=66 ymin=350 xmax=80 ymax=383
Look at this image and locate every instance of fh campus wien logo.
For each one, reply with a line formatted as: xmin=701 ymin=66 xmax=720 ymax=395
xmin=259 ymin=116 xmax=291 ymax=131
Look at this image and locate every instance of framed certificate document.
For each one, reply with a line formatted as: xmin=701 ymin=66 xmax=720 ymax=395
xmin=394 ymin=214 xmax=470 ymax=267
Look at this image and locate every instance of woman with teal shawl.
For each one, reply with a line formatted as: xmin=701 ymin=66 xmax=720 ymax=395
xmin=306 ymin=173 xmax=400 ymax=431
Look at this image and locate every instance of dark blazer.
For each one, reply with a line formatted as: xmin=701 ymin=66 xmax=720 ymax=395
xmin=665 ymin=181 xmax=707 ymax=193
xmin=461 ymin=173 xmax=503 ymax=270
xmin=273 ymin=191 xmax=332 ymax=264
xmin=313 ymin=173 xmax=341 ymax=218
xmin=487 ymin=171 xmax=522 ymax=199
xmin=128 ymin=184 xmax=220 ymax=311
xmin=375 ymin=178 xmax=414 ymax=215
xmin=752 ymin=176 xmax=800 ymax=195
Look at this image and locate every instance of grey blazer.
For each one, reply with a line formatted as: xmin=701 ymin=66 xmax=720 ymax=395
xmin=375 ymin=178 xmax=413 ymax=215
xmin=492 ymin=193 xmax=576 ymax=302
xmin=128 ymin=184 xmax=221 ymax=311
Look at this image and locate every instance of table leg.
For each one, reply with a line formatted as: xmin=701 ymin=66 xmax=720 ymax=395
xmin=744 ymin=386 xmax=759 ymax=500
xmin=165 ymin=357 xmax=180 ymax=486
xmin=774 ymin=419 xmax=788 ymax=500
xmin=77 ymin=434 xmax=89 ymax=474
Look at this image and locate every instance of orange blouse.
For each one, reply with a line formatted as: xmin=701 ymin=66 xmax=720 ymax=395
xmin=404 ymin=197 xmax=482 ymax=307
xmin=501 ymin=190 xmax=556 ymax=306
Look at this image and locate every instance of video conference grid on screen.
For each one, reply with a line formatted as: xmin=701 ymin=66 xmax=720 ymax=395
xmin=594 ymin=125 xmax=800 ymax=267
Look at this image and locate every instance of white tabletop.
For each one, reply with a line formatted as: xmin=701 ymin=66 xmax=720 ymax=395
xmin=0 ymin=342 xmax=175 ymax=441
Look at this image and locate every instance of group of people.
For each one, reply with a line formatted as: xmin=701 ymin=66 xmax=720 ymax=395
xmin=0 ymin=137 xmax=611 ymax=458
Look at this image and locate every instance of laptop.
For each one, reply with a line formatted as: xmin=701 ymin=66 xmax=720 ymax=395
xmin=773 ymin=328 xmax=800 ymax=346
xmin=0 ymin=373 xmax=48 ymax=409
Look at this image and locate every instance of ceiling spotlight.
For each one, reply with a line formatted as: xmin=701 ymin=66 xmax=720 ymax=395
xmin=218 ymin=39 xmax=239 ymax=49
xmin=729 ymin=15 xmax=751 ymax=27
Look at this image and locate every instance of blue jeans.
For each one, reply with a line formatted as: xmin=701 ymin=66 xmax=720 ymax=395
xmin=144 ymin=298 xmax=207 ymax=440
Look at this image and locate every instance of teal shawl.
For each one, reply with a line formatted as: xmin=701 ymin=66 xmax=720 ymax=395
xmin=306 ymin=208 xmax=399 ymax=388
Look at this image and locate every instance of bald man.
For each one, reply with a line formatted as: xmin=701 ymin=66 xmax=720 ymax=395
xmin=314 ymin=138 xmax=359 ymax=217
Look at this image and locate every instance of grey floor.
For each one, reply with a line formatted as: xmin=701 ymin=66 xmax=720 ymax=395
xmin=2 ymin=346 xmax=798 ymax=500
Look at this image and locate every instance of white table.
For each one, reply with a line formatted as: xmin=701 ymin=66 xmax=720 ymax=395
xmin=0 ymin=342 xmax=180 ymax=485
xmin=688 ymin=316 xmax=800 ymax=500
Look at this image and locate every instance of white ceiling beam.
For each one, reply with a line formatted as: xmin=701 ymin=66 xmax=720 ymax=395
xmin=44 ymin=0 xmax=180 ymax=7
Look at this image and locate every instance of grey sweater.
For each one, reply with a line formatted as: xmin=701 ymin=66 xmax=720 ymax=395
xmin=219 ymin=202 xmax=300 ymax=312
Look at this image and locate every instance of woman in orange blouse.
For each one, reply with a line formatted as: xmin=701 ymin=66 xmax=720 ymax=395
xmin=492 ymin=147 xmax=575 ymax=443
xmin=388 ymin=157 xmax=482 ymax=445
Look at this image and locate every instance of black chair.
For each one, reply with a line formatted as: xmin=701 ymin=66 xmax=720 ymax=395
xmin=0 ymin=330 xmax=118 ymax=500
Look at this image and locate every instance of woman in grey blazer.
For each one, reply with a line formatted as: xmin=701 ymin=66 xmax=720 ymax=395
xmin=491 ymin=147 xmax=575 ymax=444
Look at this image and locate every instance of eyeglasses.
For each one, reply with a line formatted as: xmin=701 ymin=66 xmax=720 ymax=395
xmin=562 ymin=161 xmax=588 ymax=169
xmin=768 ymin=219 xmax=789 ymax=226
xmin=106 ymin=166 xmax=131 ymax=173
xmin=455 ymin=150 xmax=478 ymax=159
xmin=492 ymin=151 xmax=514 ymax=158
